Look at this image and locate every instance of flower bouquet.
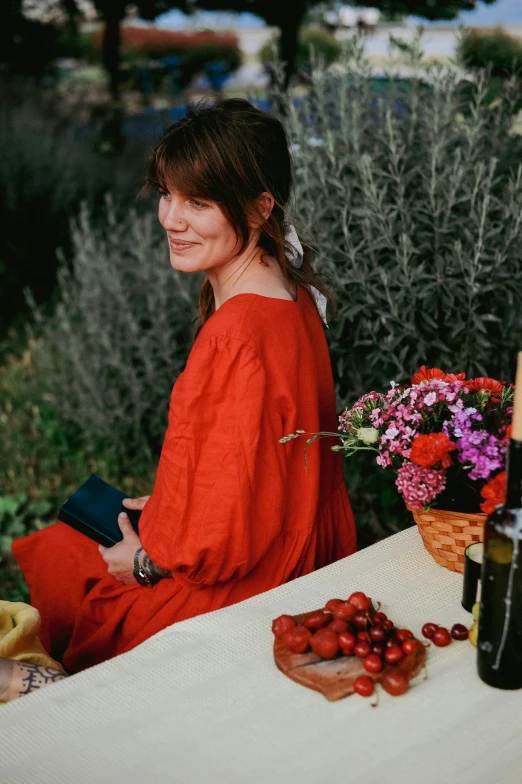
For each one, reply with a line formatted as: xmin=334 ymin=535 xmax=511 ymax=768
xmin=281 ymin=366 xmax=514 ymax=571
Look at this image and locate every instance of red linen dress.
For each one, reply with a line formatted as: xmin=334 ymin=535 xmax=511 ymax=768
xmin=12 ymin=285 xmax=356 ymax=673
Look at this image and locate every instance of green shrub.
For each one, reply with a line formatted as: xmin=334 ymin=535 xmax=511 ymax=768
xmin=0 ymin=345 xmax=154 ymax=502
xmin=260 ymin=26 xmax=341 ymax=70
xmin=458 ymin=26 xmax=522 ymax=78
xmin=280 ymin=39 xmax=522 ymax=408
xmin=0 ymin=85 xmax=151 ymax=342
xmin=297 ymin=27 xmax=341 ymax=67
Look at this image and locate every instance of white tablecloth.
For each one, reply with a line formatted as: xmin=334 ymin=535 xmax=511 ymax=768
xmin=1 ymin=527 xmax=521 ymax=784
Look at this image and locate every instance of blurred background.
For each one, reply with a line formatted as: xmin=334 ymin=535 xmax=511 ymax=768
xmin=2 ymin=0 xmax=522 ymax=600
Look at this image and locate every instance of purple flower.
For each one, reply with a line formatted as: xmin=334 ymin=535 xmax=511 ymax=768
xmin=442 ymin=407 xmax=482 ymax=439
xmin=456 ymin=430 xmax=507 ymax=481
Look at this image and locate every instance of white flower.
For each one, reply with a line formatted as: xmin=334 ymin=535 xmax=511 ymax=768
xmin=356 ymin=427 xmax=379 ymax=445
xmin=384 ymin=425 xmax=399 ymax=439
xmin=424 ymin=392 xmax=437 ymax=406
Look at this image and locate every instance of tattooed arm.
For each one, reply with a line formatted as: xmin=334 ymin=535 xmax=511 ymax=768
xmin=0 ymin=657 xmax=67 ymax=703
xmin=140 ymin=550 xmax=172 ymax=585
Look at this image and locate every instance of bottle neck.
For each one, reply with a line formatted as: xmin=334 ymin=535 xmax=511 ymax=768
xmin=506 ymin=439 xmax=522 ymax=510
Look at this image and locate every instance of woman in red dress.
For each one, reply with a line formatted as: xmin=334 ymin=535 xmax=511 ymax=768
xmin=12 ymin=99 xmax=356 ymax=673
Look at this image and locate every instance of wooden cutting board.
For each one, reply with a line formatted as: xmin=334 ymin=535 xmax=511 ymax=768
xmin=274 ymin=610 xmax=426 ymax=701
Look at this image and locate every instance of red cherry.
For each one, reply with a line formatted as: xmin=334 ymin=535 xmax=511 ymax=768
xmin=386 ymin=636 xmax=400 ymax=649
xmin=382 ymin=669 xmax=409 ymax=697
xmin=352 ymin=610 xmax=368 ymax=630
xmin=357 ymin=630 xmax=369 ymax=642
xmin=401 ymin=639 xmax=423 ymax=655
xmin=382 ymin=619 xmax=395 ymax=632
xmin=397 ymin=654 xmax=418 ymax=676
xmin=324 ymin=598 xmax=343 ymax=613
xmin=348 ymin=592 xmax=371 ymax=612
xmin=334 ymin=601 xmax=357 ymax=621
xmin=451 ymin=623 xmax=469 ymax=641
xmin=373 ymin=611 xmax=388 ymax=624
xmin=422 ymin=622 xmax=437 ymax=639
xmin=303 ymin=610 xmax=329 ymax=631
xmin=338 ymin=631 xmax=356 ymax=655
xmin=282 ymin=626 xmax=311 ymax=653
xmin=368 ymin=625 xmax=386 ymax=643
xmin=354 ymin=641 xmax=372 ymax=659
xmin=371 ymin=644 xmax=385 ymax=657
xmin=384 ymin=645 xmax=405 ymax=664
xmin=396 ymin=629 xmax=414 ymax=642
xmin=353 ymin=675 xmax=374 ymax=698
xmin=432 ymin=627 xmax=452 ymax=647
xmin=329 ymin=618 xmax=350 ymax=634
xmin=272 ymin=614 xmax=296 ymax=639
xmin=363 ymin=653 xmax=384 ymax=674
xmin=310 ymin=628 xmax=340 ymax=659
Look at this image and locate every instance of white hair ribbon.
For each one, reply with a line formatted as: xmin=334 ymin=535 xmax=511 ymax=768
xmin=284 ymin=222 xmax=328 ymax=328
xmin=284 ymin=221 xmax=304 ymax=268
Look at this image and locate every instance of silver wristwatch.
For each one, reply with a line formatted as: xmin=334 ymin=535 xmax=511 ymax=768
xmin=133 ymin=547 xmax=152 ymax=587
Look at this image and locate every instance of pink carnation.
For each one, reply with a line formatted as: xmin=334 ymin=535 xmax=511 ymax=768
xmin=395 ymin=461 xmax=446 ymax=510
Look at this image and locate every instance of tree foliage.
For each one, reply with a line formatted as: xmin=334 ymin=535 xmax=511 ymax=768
xmin=0 ymin=0 xmax=61 ymax=76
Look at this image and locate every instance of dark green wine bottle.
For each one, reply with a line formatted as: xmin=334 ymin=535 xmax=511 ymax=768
xmin=477 ymin=356 xmax=522 ymax=689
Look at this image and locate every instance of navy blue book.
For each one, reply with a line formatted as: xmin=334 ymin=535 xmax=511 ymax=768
xmin=58 ymin=474 xmax=142 ymax=547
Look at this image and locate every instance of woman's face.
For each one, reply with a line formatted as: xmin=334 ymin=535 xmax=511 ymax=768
xmin=158 ymin=186 xmax=244 ymax=273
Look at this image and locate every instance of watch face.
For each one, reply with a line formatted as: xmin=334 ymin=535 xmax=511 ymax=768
xmin=135 ymin=567 xmax=150 ymax=586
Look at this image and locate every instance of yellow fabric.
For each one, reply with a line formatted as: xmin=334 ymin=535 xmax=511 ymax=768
xmin=0 ymin=600 xmax=65 ymax=705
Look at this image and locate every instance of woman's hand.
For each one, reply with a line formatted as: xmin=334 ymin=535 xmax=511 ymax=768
xmin=98 ymin=513 xmax=142 ymax=585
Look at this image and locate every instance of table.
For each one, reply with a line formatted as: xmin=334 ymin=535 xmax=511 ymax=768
xmin=1 ymin=527 xmax=521 ymax=784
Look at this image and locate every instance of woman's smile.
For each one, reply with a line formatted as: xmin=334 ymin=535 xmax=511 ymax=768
xmin=168 ymin=236 xmax=199 ymax=252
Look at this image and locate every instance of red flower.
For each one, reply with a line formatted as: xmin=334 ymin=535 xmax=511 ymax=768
xmin=466 ymin=377 xmax=503 ymax=402
xmin=410 ymin=432 xmax=456 ymax=469
xmin=443 ymin=372 xmax=467 ymax=382
xmin=412 ymin=366 xmax=446 ymax=384
xmin=480 ymin=471 xmax=507 ymax=515
xmin=412 ymin=366 xmax=466 ymax=384
xmin=504 ymin=423 xmax=512 ymax=441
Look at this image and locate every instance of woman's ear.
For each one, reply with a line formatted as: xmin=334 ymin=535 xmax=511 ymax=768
xmin=250 ymin=191 xmax=275 ymax=227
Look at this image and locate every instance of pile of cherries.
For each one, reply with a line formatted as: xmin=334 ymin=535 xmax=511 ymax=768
xmin=272 ymin=591 xmax=467 ymax=700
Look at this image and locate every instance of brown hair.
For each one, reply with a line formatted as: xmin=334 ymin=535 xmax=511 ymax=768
xmin=142 ymin=98 xmax=336 ymax=342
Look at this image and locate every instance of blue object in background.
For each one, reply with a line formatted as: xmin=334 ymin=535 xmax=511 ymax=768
xmin=205 ymin=62 xmax=228 ymax=92
xmin=139 ymin=66 xmax=155 ymax=94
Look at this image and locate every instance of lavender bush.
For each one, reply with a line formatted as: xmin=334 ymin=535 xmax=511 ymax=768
xmin=280 ymin=38 xmax=522 ymax=410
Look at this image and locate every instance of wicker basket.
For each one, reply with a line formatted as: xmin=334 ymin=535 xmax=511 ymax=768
xmin=407 ymin=505 xmax=487 ymax=573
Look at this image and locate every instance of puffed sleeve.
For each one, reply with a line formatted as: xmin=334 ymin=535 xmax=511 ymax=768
xmin=138 ymin=335 xmax=288 ymax=589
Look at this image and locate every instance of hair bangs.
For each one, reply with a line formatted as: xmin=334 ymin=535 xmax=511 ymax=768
xmin=147 ymin=122 xmax=229 ymax=203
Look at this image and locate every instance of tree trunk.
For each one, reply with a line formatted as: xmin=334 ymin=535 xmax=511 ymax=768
xmin=101 ymin=1 xmax=126 ymax=103
xmin=94 ymin=0 xmax=127 ymax=155
xmin=278 ymin=0 xmax=306 ymax=88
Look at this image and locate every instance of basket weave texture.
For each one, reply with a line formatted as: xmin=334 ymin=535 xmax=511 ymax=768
xmin=407 ymin=505 xmax=487 ymax=573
